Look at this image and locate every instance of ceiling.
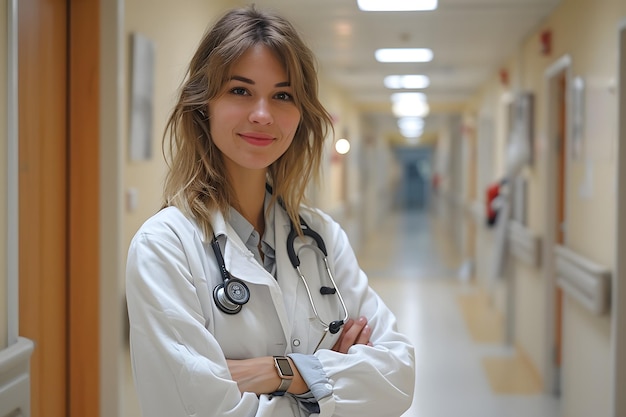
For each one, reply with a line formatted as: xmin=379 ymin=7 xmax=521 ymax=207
xmin=251 ymin=0 xmax=561 ymax=140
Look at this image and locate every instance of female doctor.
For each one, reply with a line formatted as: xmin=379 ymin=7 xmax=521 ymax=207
xmin=125 ymin=5 xmax=415 ymax=417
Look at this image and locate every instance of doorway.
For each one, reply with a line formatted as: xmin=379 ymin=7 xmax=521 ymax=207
xmin=543 ymin=55 xmax=571 ymax=397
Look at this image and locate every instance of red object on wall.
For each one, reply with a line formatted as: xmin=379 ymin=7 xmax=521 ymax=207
xmin=499 ymin=68 xmax=509 ymax=86
xmin=540 ymin=30 xmax=552 ymax=55
xmin=485 ymin=182 xmax=500 ymax=226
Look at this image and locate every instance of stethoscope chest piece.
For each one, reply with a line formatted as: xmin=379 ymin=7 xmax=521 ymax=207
xmin=213 ymin=278 xmax=250 ymax=314
xmin=209 ymin=206 xmax=348 ymax=336
xmin=211 ymin=236 xmax=251 ymax=314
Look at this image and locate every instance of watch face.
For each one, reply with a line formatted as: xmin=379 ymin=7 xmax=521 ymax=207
xmin=275 ymin=358 xmax=294 ymax=376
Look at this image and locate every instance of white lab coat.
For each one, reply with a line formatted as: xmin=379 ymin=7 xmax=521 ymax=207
xmin=126 ymin=204 xmax=415 ymax=417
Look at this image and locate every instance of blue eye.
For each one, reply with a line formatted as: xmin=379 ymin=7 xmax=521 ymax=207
xmin=230 ymin=87 xmax=248 ymax=96
xmin=275 ymin=92 xmax=294 ymax=101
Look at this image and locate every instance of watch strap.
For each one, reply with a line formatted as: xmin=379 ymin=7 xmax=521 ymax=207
xmin=273 ymin=356 xmax=293 ymax=394
xmin=275 ymin=376 xmax=292 ymax=393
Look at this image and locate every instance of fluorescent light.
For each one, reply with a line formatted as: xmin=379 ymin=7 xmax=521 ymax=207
xmin=397 ymin=117 xmax=424 ymax=131
xmin=392 ymin=101 xmax=429 ymax=118
xmin=391 ymin=93 xmax=429 ymax=118
xmin=375 ymin=48 xmax=433 ymax=63
xmin=398 ymin=117 xmax=424 ymax=138
xmin=391 ymin=92 xmax=427 ymax=103
xmin=384 ymin=75 xmax=430 ymax=89
xmin=358 ymin=0 xmax=437 ymax=11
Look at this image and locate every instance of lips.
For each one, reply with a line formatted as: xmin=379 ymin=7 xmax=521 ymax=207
xmin=238 ymin=132 xmax=275 ymax=146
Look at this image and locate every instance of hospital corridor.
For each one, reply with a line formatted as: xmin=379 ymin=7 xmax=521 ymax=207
xmin=358 ymin=208 xmax=561 ymax=417
xmin=3 ymin=0 xmax=626 ymax=416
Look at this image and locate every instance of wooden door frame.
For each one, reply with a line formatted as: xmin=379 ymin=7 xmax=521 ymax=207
xmin=542 ymin=54 xmax=572 ymax=396
xmin=18 ymin=1 xmax=69 ymax=414
xmin=612 ymin=17 xmax=626 ymax=417
xmin=18 ymin=0 xmax=102 ymax=415
xmin=68 ymin=0 xmax=100 ymax=416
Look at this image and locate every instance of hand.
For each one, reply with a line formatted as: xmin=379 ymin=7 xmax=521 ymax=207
xmin=227 ymin=356 xmax=308 ymax=396
xmin=331 ymin=316 xmax=372 ymax=354
xmin=227 ymin=357 xmax=278 ymax=396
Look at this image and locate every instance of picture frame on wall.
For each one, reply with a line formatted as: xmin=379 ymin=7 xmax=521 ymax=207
xmin=513 ymin=92 xmax=535 ymax=166
xmin=571 ymin=76 xmax=585 ymax=160
xmin=129 ymin=32 xmax=156 ymax=162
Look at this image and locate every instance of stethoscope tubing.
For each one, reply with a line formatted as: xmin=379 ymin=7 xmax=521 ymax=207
xmin=210 ymin=203 xmax=349 ymax=337
xmin=294 ymin=244 xmax=349 ymax=335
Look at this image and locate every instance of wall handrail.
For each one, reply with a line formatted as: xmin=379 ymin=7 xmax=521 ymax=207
xmin=554 ymin=244 xmax=611 ymax=315
xmin=508 ymin=220 xmax=541 ymax=268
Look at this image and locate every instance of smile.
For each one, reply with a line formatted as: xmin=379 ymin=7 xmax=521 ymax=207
xmin=239 ymin=132 xmax=275 ymax=146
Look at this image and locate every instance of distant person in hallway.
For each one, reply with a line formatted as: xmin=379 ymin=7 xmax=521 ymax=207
xmin=125 ymin=5 xmax=415 ymax=417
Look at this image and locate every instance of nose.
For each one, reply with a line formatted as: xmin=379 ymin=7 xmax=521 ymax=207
xmin=249 ymin=98 xmax=273 ymax=125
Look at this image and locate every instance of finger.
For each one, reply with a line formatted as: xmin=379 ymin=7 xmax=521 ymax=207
xmin=331 ymin=319 xmax=354 ymax=351
xmin=341 ymin=318 xmax=356 ymax=333
xmin=336 ymin=317 xmax=368 ymax=353
xmin=354 ymin=324 xmax=371 ymax=345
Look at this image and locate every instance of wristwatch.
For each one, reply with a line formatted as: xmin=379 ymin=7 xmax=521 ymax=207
xmin=273 ymin=356 xmax=294 ymax=394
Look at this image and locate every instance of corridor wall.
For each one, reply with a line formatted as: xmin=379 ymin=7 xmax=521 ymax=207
xmin=463 ymin=0 xmax=626 ymax=416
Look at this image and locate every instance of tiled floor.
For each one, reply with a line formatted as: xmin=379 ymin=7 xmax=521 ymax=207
xmin=123 ymin=207 xmax=562 ymax=417
xmin=361 ymin=208 xmax=561 ymax=417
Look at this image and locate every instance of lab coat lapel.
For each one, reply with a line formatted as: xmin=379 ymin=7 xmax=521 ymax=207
xmin=210 ymin=210 xmax=270 ymax=286
xmin=215 ymin=209 xmax=295 ymax=347
xmin=274 ymin=206 xmax=304 ymax=325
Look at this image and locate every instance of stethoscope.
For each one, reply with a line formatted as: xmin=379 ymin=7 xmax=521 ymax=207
xmin=210 ymin=214 xmax=349 ymax=339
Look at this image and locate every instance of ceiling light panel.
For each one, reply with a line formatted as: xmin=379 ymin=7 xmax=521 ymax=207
xmin=391 ymin=92 xmax=427 ymax=103
xmin=384 ymin=75 xmax=430 ymax=89
xmin=357 ymin=0 xmax=437 ymax=12
xmin=375 ymin=48 xmax=433 ymax=63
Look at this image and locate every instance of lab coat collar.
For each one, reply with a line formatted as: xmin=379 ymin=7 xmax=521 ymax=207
xmin=207 ymin=201 xmax=292 ymax=288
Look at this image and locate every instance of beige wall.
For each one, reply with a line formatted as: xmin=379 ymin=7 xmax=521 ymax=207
xmin=124 ymin=0 xmax=233 ymax=253
xmin=466 ymin=0 xmax=626 ymax=415
xmin=0 ymin=1 xmax=8 ymax=350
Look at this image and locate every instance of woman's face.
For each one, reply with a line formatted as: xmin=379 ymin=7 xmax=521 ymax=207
xmin=209 ymin=44 xmax=301 ymax=177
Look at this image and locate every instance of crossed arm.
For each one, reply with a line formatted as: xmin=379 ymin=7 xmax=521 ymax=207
xmin=227 ymin=316 xmax=372 ymax=395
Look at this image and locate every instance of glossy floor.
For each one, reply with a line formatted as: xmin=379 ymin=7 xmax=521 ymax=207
xmin=123 ymin=207 xmax=562 ymax=417
xmin=361 ymin=208 xmax=561 ymax=417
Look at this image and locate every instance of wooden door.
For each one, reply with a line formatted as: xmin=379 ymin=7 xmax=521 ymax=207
xmin=18 ymin=1 xmax=68 ymax=415
xmin=68 ymin=1 xmax=100 ymax=415
xmin=554 ymin=71 xmax=567 ymax=389
xmin=18 ymin=0 xmax=100 ymax=416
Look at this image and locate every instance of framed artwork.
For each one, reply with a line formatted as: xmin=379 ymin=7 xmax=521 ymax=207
xmin=513 ymin=92 xmax=535 ymax=166
xmin=571 ymin=76 xmax=585 ymax=160
xmin=129 ymin=32 xmax=156 ymax=161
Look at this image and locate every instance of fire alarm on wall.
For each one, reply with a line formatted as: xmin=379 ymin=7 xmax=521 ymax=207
xmin=540 ymin=30 xmax=552 ymax=55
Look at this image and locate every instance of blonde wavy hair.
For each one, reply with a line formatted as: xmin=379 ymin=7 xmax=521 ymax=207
xmin=162 ymin=5 xmax=333 ymax=237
